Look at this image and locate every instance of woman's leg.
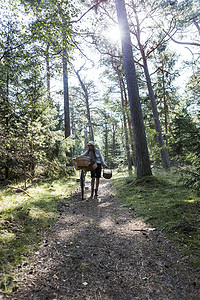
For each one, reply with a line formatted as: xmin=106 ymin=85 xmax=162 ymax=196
xmin=95 ymin=177 xmax=100 ymax=196
xmin=91 ymin=177 xmax=95 ymax=197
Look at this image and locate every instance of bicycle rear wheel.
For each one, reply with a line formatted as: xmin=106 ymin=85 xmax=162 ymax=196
xmin=80 ymin=170 xmax=85 ymax=200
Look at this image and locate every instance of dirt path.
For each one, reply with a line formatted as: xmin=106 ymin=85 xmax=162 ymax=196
xmin=2 ymin=178 xmax=199 ymax=300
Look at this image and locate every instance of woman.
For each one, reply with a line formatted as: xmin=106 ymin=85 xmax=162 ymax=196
xmin=81 ymin=141 xmax=108 ymax=198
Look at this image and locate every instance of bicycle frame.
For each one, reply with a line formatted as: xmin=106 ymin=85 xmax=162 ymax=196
xmin=80 ymin=169 xmax=86 ymax=200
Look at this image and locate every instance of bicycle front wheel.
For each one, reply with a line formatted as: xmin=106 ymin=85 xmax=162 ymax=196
xmin=80 ymin=170 xmax=85 ymax=200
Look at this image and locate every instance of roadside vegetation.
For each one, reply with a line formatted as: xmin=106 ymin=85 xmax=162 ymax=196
xmin=0 ymin=176 xmax=78 ymax=292
xmin=113 ymin=168 xmax=200 ymax=272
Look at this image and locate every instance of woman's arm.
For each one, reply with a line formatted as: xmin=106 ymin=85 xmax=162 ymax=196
xmin=80 ymin=150 xmax=88 ymax=156
xmin=98 ymin=150 xmax=108 ymax=168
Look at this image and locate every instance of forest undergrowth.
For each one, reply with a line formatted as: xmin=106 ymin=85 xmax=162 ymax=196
xmin=113 ymin=168 xmax=200 ymax=273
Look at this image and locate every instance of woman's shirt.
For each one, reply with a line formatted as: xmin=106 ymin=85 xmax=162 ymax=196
xmin=81 ymin=148 xmax=107 ymax=167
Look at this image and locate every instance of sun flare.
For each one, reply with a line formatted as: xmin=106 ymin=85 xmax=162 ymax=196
xmin=106 ymin=26 xmax=122 ymax=42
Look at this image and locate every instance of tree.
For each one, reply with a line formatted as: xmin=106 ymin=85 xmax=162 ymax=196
xmin=74 ymin=67 xmax=94 ymax=141
xmin=0 ymin=0 xmax=75 ymax=179
xmin=186 ymin=69 xmax=200 ymax=121
xmin=153 ymin=48 xmax=179 ymax=148
xmin=112 ymin=60 xmax=132 ymax=174
xmin=169 ymin=110 xmax=200 ymax=190
xmin=115 ymin=0 xmax=152 ymax=178
xmin=129 ymin=2 xmax=170 ymax=168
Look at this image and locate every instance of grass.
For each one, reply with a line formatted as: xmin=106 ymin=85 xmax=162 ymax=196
xmin=113 ymin=168 xmax=200 ymax=271
xmin=0 ymin=175 xmax=78 ymax=292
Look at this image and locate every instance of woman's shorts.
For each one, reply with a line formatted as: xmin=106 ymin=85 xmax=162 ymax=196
xmin=91 ymin=163 xmax=101 ymax=178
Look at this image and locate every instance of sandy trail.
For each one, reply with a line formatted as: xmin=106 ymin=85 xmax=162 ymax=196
xmin=3 ymin=178 xmax=199 ymax=300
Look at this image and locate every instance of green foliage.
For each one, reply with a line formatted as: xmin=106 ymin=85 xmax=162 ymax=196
xmin=113 ymin=169 xmax=200 ymax=271
xmin=170 ymin=113 xmax=199 ymax=157
xmin=186 ymin=69 xmax=200 ymax=120
xmin=0 ymin=64 xmax=69 ymax=179
xmin=0 ymin=0 xmax=78 ymax=180
xmin=145 ymin=127 xmax=160 ymax=164
xmin=169 ymin=111 xmax=200 ymax=191
xmin=0 ymin=176 xmax=78 ymax=292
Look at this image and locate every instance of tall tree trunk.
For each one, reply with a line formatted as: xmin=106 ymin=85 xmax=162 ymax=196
xmin=122 ymin=77 xmax=135 ymax=166
xmin=115 ymin=65 xmax=132 ymax=174
xmin=84 ymin=127 xmax=88 ymax=150
xmin=162 ymin=64 xmax=169 ymax=148
xmin=71 ymin=104 xmax=76 ymax=156
xmin=46 ymin=43 xmax=51 ymax=101
xmin=115 ymin=0 xmax=152 ymax=178
xmin=62 ymin=47 xmax=70 ymax=138
xmin=134 ymin=9 xmax=170 ymax=169
xmin=104 ymin=115 xmax=109 ymax=162
xmin=140 ymin=46 xmax=170 ymax=168
xmin=5 ymin=68 xmax=9 ymax=179
xmin=112 ymin=123 xmax=116 ymax=169
xmin=57 ymin=1 xmax=70 ymax=139
xmin=75 ymin=70 xmax=94 ymax=141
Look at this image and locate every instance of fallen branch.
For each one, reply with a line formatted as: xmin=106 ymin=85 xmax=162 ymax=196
xmin=7 ymin=186 xmax=32 ymax=197
xmin=131 ymin=228 xmax=157 ymax=232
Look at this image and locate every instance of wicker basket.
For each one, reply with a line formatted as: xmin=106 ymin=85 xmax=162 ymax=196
xmin=86 ymin=162 xmax=98 ymax=171
xmin=103 ymin=170 xmax=112 ymax=179
xmin=76 ymin=156 xmax=91 ymax=168
xmin=75 ymin=163 xmax=81 ymax=170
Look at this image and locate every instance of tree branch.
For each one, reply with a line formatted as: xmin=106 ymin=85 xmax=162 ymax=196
xmin=7 ymin=186 xmax=32 ymax=197
xmin=163 ymin=30 xmax=200 ymax=47
xmin=70 ymin=0 xmax=108 ymax=24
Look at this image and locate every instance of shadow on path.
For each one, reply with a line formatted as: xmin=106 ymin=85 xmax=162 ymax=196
xmin=2 ymin=179 xmax=199 ymax=300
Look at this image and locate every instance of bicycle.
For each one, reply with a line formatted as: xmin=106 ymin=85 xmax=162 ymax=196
xmin=74 ymin=156 xmax=92 ymax=200
xmin=80 ymin=168 xmax=86 ymax=200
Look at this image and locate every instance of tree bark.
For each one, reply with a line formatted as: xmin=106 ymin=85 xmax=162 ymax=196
xmin=121 ymin=77 xmax=135 ymax=166
xmin=46 ymin=43 xmax=51 ymax=101
xmin=84 ymin=127 xmax=88 ymax=150
xmin=57 ymin=1 xmax=70 ymax=139
xmin=5 ymin=63 xmax=9 ymax=179
xmin=140 ymin=46 xmax=170 ymax=168
xmin=115 ymin=0 xmax=152 ymax=178
xmin=162 ymin=63 xmax=169 ymax=148
xmin=62 ymin=47 xmax=70 ymax=138
xmin=114 ymin=65 xmax=132 ymax=174
xmin=112 ymin=123 xmax=116 ymax=168
xmin=104 ymin=115 xmax=109 ymax=162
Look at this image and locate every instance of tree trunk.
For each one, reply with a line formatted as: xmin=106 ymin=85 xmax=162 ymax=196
xmin=46 ymin=43 xmax=51 ymax=101
xmin=57 ymin=1 xmax=70 ymax=139
xmin=122 ymin=77 xmax=135 ymax=166
xmin=71 ymin=104 xmax=76 ymax=157
xmin=115 ymin=67 xmax=132 ymax=174
xmin=84 ymin=127 xmax=88 ymax=150
xmin=75 ymin=70 xmax=94 ymax=141
xmin=5 ymin=68 xmax=9 ymax=179
xmin=62 ymin=47 xmax=70 ymax=138
xmin=162 ymin=64 xmax=169 ymax=148
xmin=104 ymin=116 xmax=109 ymax=162
xmin=112 ymin=123 xmax=116 ymax=168
xmin=115 ymin=0 xmax=152 ymax=178
xmin=140 ymin=46 xmax=170 ymax=168
xmin=133 ymin=7 xmax=170 ymax=169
